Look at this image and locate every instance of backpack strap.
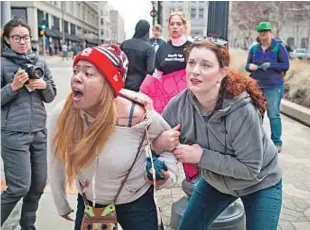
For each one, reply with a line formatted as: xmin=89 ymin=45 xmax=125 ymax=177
xmin=272 ymin=42 xmax=286 ymax=78
xmin=272 ymin=42 xmax=279 ymax=56
xmin=252 ymin=44 xmax=259 ymax=56
xmin=253 ymin=42 xmax=279 ymax=57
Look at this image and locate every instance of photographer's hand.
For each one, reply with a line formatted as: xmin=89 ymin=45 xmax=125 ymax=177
xmin=27 ymin=79 xmax=47 ymax=90
xmin=11 ymin=69 xmax=29 ymax=92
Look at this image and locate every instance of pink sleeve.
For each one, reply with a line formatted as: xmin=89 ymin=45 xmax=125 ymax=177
xmin=153 ymin=69 xmax=163 ymax=79
xmin=140 ymin=69 xmax=187 ymax=114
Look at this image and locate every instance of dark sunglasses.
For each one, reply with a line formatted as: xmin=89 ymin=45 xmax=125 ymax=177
xmin=194 ymin=36 xmax=228 ymax=47
xmin=258 ymin=30 xmax=271 ymax=33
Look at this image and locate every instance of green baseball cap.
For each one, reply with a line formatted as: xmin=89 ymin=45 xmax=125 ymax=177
xmin=256 ymin=21 xmax=273 ymax=32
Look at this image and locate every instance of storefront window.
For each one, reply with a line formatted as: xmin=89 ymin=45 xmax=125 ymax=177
xmin=11 ymin=8 xmax=27 ymax=22
xmin=53 ymin=16 xmax=60 ymax=30
xmin=37 ymin=10 xmax=49 ymax=27
xmin=70 ymin=23 xmax=76 ymax=35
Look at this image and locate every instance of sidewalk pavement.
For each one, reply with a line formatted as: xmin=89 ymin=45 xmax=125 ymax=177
xmin=1 ymin=114 xmax=310 ymax=230
xmin=39 ymin=55 xmax=74 ymax=60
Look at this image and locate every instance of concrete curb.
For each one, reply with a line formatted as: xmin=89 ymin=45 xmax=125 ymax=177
xmin=281 ymin=99 xmax=310 ymax=127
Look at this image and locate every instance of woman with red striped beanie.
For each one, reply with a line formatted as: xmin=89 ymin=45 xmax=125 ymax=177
xmin=48 ymin=44 xmax=179 ymax=230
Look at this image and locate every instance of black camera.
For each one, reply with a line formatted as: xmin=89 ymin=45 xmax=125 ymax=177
xmin=23 ymin=64 xmax=44 ymax=80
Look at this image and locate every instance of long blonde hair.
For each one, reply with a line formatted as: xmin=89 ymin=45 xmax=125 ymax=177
xmin=52 ymin=80 xmax=116 ymax=185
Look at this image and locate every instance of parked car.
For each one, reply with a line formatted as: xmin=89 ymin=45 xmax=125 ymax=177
xmin=294 ymin=48 xmax=310 ymax=60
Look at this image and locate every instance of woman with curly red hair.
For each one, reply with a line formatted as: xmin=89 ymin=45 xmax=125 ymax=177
xmin=155 ymin=38 xmax=282 ymax=230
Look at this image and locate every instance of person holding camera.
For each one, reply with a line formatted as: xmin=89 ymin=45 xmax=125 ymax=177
xmin=1 ymin=17 xmax=57 ymax=229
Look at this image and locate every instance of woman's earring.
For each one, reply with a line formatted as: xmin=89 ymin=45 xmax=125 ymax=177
xmin=216 ymin=76 xmax=224 ymax=86
xmin=216 ymin=79 xmax=222 ymax=87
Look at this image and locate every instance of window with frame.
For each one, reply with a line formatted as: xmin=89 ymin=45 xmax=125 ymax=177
xmin=11 ymin=8 xmax=28 ymax=23
xmin=77 ymin=26 xmax=82 ymax=35
xmin=37 ymin=10 xmax=49 ymax=28
xmin=199 ymin=7 xmax=204 ymax=19
xmin=53 ymin=16 xmax=60 ymax=30
xmin=70 ymin=23 xmax=76 ymax=35
xmin=191 ymin=7 xmax=196 ymax=19
xmin=77 ymin=3 xmax=81 ymax=17
xmin=64 ymin=21 xmax=69 ymax=34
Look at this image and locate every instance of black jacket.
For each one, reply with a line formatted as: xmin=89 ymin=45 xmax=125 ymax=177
xmin=1 ymin=47 xmax=57 ymax=132
xmin=120 ymin=20 xmax=155 ymax=92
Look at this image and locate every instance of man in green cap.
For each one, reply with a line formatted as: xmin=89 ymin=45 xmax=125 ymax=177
xmin=246 ymin=21 xmax=290 ymax=153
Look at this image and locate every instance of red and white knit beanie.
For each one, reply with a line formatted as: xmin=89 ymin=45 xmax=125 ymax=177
xmin=73 ymin=44 xmax=128 ymax=96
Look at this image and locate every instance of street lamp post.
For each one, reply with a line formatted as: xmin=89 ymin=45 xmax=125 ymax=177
xmin=1 ymin=1 xmax=11 ymax=27
xmin=150 ymin=1 xmax=157 ymax=26
xmin=61 ymin=1 xmax=65 ymax=44
xmin=207 ymin=1 xmax=230 ymax=41
xmin=157 ymin=1 xmax=162 ymax=25
xmin=39 ymin=14 xmax=47 ymax=56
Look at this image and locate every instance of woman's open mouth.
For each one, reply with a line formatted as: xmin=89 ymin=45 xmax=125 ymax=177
xmin=72 ymin=88 xmax=84 ymax=101
xmin=190 ymin=78 xmax=202 ymax=85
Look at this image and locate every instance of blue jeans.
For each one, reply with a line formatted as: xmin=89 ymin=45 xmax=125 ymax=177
xmin=179 ymin=179 xmax=282 ymax=230
xmin=75 ymin=187 xmax=163 ymax=230
xmin=262 ymin=85 xmax=284 ymax=146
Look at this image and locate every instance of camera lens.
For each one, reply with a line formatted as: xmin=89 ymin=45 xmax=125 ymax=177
xmin=32 ymin=67 xmax=44 ymax=79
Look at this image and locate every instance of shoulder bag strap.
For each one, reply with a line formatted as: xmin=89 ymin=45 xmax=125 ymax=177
xmin=113 ymin=125 xmax=150 ymax=204
xmin=79 ymin=181 xmax=90 ymax=206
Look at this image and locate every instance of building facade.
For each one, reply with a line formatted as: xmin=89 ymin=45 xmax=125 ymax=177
xmin=110 ymin=10 xmax=125 ymax=44
xmin=97 ymin=1 xmax=112 ymax=44
xmin=161 ymin=1 xmax=209 ymax=40
xmin=10 ymin=1 xmax=99 ymax=54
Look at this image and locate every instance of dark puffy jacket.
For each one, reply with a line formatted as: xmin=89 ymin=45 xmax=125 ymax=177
xmin=1 ymin=47 xmax=57 ymax=132
xmin=120 ymin=20 xmax=155 ymax=92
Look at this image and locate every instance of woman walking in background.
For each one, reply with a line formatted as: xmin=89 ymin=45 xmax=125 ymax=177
xmin=246 ymin=21 xmax=290 ymax=153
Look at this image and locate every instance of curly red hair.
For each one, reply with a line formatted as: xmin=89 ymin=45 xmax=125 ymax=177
xmin=186 ymin=40 xmax=266 ymax=114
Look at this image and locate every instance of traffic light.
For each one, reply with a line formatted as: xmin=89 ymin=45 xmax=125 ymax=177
xmin=40 ymin=29 xmax=45 ymax=36
xmin=39 ymin=22 xmax=46 ymax=37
